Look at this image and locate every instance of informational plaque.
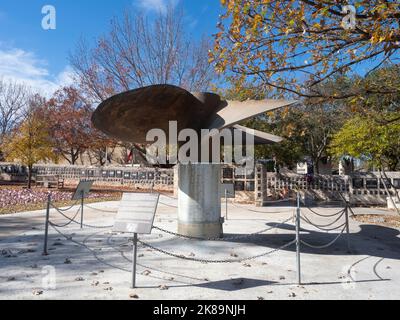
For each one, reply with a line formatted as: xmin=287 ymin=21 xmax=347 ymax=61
xmin=71 ymin=181 xmax=94 ymax=201
xmin=220 ymin=183 xmax=235 ymax=198
xmin=297 ymin=162 xmax=308 ymax=175
xmin=113 ymin=193 xmax=159 ymax=234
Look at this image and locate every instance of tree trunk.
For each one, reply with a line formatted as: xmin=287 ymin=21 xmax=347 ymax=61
xmin=71 ymin=150 xmax=76 ymax=165
xmin=27 ymin=165 xmax=33 ymax=189
xmin=313 ymin=158 xmax=320 ymax=175
xmin=315 ymin=163 xmax=320 ymax=175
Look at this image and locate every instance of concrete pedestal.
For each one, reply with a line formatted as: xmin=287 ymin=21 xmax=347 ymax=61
xmin=177 ymin=163 xmax=223 ymax=238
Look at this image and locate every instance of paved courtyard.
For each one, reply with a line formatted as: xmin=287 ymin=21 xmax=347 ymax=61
xmin=0 ymin=195 xmax=399 ymax=300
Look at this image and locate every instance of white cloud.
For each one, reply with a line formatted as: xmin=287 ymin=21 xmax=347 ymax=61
xmin=135 ymin=0 xmax=179 ymax=14
xmin=0 ymin=47 xmax=74 ymax=97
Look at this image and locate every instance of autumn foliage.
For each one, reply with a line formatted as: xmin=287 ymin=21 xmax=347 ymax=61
xmin=2 ymin=95 xmax=56 ymax=188
xmin=212 ymin=0 xmax=400 ymax=99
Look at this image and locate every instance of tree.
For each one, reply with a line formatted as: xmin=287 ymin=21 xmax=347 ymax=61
xmin=212 ymin=1 xmax=400 ymax=100
xmin=347 ymin=64 xmax=400 ymax=123
xmin=220 ymin=82 xmax=346 ymax=172
xmin=69 ymin=7 xmax=215 ymax=164
xmin=70 ymin=6 xmax=214 ymax=103
xmin=2 ymin=95 xmax=56 ymax=188
xmin=330 ymin=114 xmax=400 ymax=171
xmin=47 ymin=87 xmax=93 ymax=165
xmin=88 ymin=130 xmax=118 ymax=166
xmin=0 ymin=79 xmax=29 ymax=158
xmin=295 ymin=102 xmax=347 ymax=173
xmin=245 ymin=102 xmax=345 ymax=173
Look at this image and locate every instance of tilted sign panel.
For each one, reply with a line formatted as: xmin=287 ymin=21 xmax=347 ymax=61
xmin=71 ymin=181 xmax=94 ymax=200
xmin=113 ymin=193 xmax=159 ymax=234
xmin=220 ymin=183 xmax=235 ymax=198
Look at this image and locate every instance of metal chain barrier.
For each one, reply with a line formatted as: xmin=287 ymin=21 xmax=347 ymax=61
xmin=51 ymin=199 xmax=80 ymax=212
xmin=50 ymin=202 xmax=114 ymax=229
xmin=301 ymin=204 xmax=346 ymax=218
xmin=50 ymin=201 xmax=79 ymax=221
xmin=138 ymin=238 xmax=296 ymax=264
xmin=222 ymin=191 xmax=296 ymax=218
xmin=49 ymin=206 xmax=81 ymax=228
xmin=331 ymin=179 xmax=357 ymax=218
xmin=262 ymin=197 xmax=296 ymax=204
xmin=79 ymin=221 xmax=114 ymax=229
xmin=301 ymin=220 xmax=347 ymax=232
xmin=41 ymin=188 xmax=353 ymax=287
xmin=300 ymin=226 xmax=347 ymax=249
xmin=300 ymin=209 xmax=346 ymax=228
xmin=83 ymin=203 xmax=118 ymax=213
xmin=153 ymin=216 xmax=293 ymax=242
xmin=229 ymin=201 xmax=295 ymax=215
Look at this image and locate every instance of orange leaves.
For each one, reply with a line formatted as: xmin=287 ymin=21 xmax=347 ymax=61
xmin=213 ymin=0 xmax=400 ymax=99
xmin=252 ymin=14 xmax=263 ymax=31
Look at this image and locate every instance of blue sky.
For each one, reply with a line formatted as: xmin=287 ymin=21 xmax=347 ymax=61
xmin=0 ymin=0 xmax=222 ymax=95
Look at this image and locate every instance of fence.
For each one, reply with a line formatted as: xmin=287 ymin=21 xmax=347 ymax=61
xmin=255 ymin=166 xmax=400 ymax=206
xmin=42 ymin=190 xmax=352 ymax=287
xmin=2 ymin=162 xmax=399 ymax=206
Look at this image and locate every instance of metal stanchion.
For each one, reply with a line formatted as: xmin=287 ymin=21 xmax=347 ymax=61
xmin=132 ymin=233 xmax=138 ymax=288
xmin=225 ymin=189 xmax=228 ymax=221
xmin=43 ymin=194 xmax=51 ymax=256
xmin=80 ymin=191 xmax=84 ymax=229
xmin=345 ymin=205 xmax=351 ymax=253
xmin=295 ymin=191 xmax=302 ymax=285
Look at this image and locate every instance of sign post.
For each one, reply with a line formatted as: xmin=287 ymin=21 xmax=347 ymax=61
xmin=113 ymin=193 xmax=160 ymax=288
xmin=295 ymin=191 xmax=302 ymax=285
xmin=80 ymin=191 xmax=84 ymax=229
xmin=42 ymin=194 xmax=51 ymax=256
xmin=220 ymin=183 xmax=235 ymax=221
xmin=71 ymin=181 xmax=94 ymax=230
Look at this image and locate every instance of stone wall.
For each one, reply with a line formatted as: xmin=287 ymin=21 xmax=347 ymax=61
xmin=0 ymin=163 xmax=174 ymax=192
xmin=2 ymin=162 xmax=399 ymax=207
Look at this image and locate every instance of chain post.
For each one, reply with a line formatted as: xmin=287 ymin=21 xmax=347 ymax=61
xmin=43 ymin=193 xmax=51 ymax=256
xmin=132 ymin=233 xmax=138 ymax=288
xmin=80 ymin=190 xmax=84 ymax=229
xmin=225 ymin=189 xmax=228 ymax=221
xmin=345 ymin=204 xmax=351 ymax=253
xmin=296 ymin=190 xmax=302 ymax=285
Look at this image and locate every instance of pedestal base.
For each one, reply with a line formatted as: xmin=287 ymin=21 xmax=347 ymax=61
xmin=177 ymin=163 xmax=222 ymax=239
xmin=178 ymin=221 xmax=223 ymax=239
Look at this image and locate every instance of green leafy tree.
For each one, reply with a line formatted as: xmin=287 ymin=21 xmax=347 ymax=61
xmin=330 ymin=115 xmax=400 ymax=170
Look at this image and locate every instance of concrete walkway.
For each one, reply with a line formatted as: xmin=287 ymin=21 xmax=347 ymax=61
xmin=0 ymin=195 xmax=399 ymax=300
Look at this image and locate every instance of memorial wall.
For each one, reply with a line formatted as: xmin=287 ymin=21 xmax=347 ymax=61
xmin=1 ymin=162 xmax=399 ymax=206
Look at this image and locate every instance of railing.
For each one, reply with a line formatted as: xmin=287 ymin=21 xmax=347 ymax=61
xmin=41 ymin=190 xmax=353 ymax=287
xmin=2 ymin=162 xmax=399 ymax=206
